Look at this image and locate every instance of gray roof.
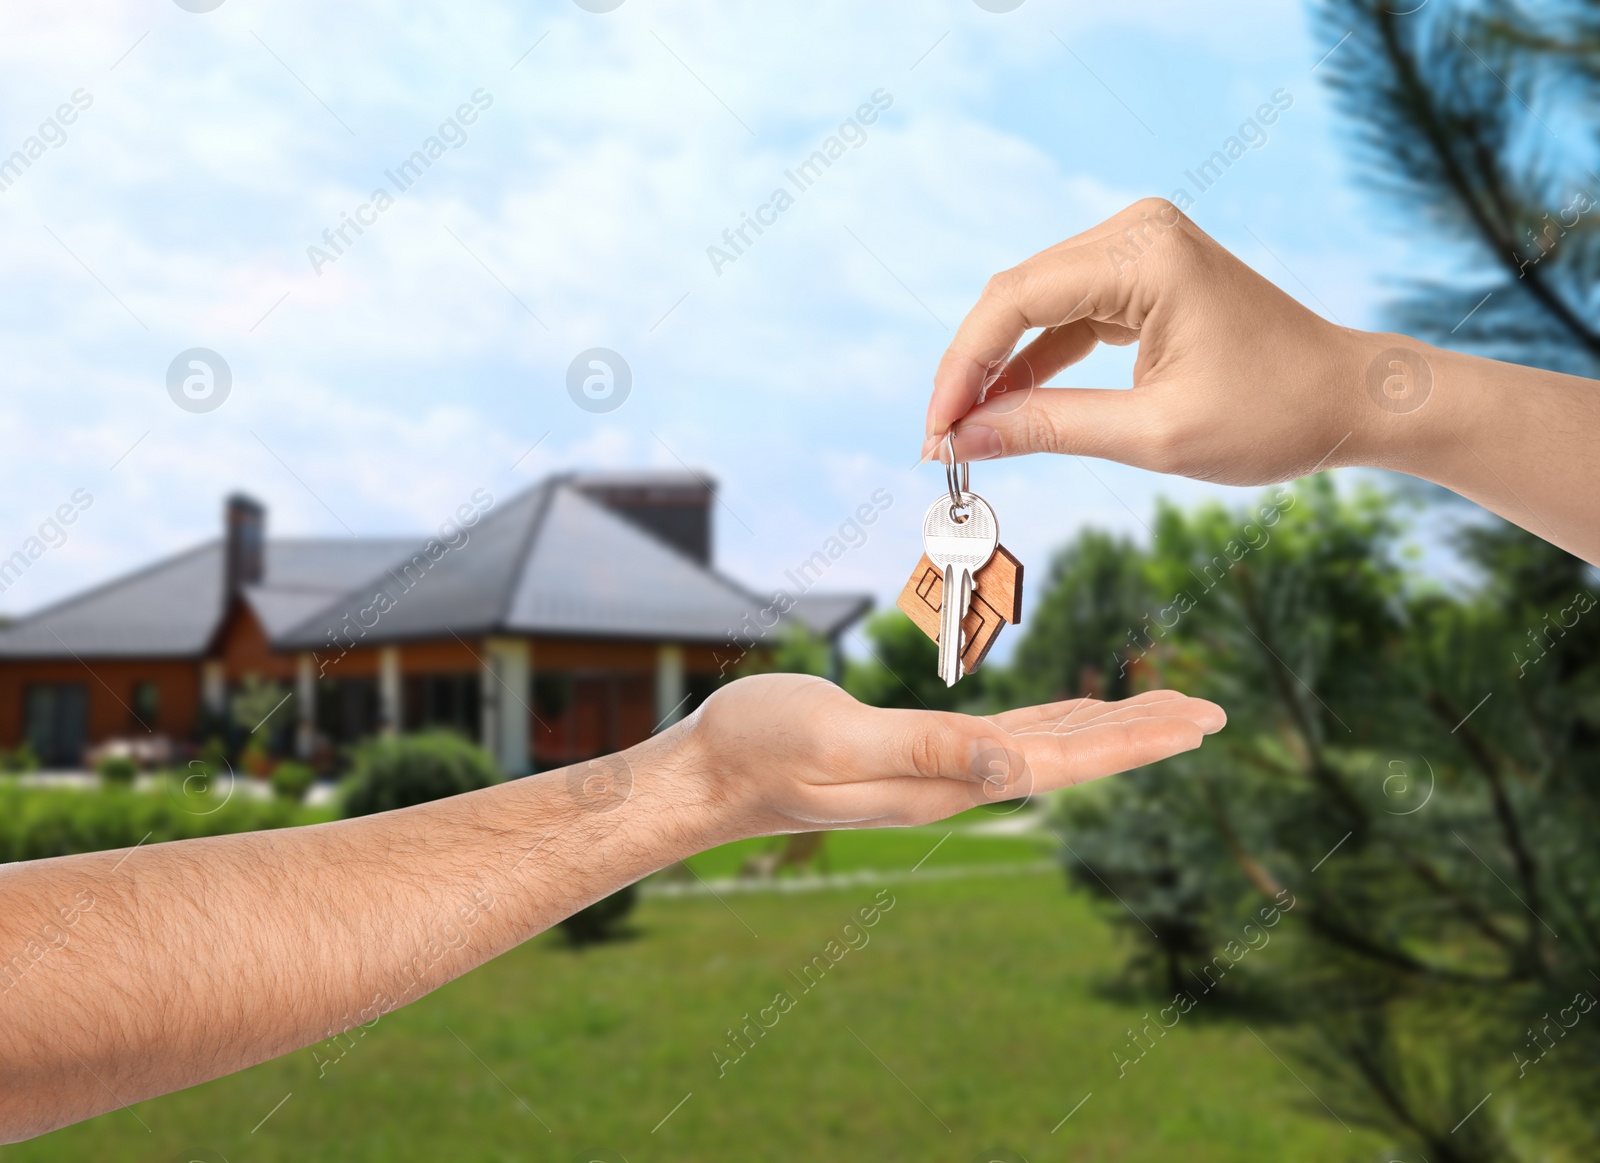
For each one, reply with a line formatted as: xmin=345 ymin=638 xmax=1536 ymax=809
xmin=275 ymin=484 xmax=557 ymax=648
xmin=0 ymin=539 xmax=414 ymax=659
xmin=786 ymin=592 xmax=876 ymax=639
xmin=569 ymin=469 xmax=719 ymax=491
xmin=0 ymin=475 xmax=871 ymax=658
xmin=505 ymin=484 xmax=770 ymax=640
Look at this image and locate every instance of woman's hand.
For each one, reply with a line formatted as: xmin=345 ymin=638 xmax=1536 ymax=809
xmin=676 ymin=673 xmax=1225 ymax=837
xmin=920 ymin=198 xmax=1600 ymax=564
xmin=921 ymin=198 xmax=1367 ymax=483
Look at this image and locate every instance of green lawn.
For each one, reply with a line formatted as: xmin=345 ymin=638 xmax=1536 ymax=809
xmin=678 ymin=811 xmax=1056 ymax=881
xmin=3 ymin=824 xmax=1384 ymax=1162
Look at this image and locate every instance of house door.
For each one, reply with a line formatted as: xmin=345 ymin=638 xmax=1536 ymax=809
xmin=532 ymin=672 xmax=654 ymax=769
xmin=23 ymin=682 xmax=88 ymax=768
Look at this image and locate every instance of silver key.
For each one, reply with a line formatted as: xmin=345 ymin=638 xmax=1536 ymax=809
xmin=922 ymin=489 xmax=998 ymax=687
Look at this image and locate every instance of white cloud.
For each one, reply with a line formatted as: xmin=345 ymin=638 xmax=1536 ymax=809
xmin=0 ymin=0 xmax=1388 ymax=627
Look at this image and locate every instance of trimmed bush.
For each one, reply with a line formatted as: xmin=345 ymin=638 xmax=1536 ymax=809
xmin=270 ymin=761 xmax=317 ymax=803
xmin=240 ymin=741 xmax=274 ymax=779
xmin=559 ymin=884 xmax=639 ymax=947
xmin=97 ymin=755 xmax=138 ymax=786
xmin=340 ymin=732 xmax=502 ymax=818
xmin=198 ymin=737 xmax=229 ymax=771
xmin=1 ymin=744 xmax=39 ymax=774
xmin=0 ymin=780 xmax=316 ymax=866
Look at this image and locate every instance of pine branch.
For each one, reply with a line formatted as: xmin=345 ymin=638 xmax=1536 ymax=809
xmin=1317 ymin=0 xmax=1600 ymax=373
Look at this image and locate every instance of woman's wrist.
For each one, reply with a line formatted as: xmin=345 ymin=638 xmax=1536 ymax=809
xmin=1335 ymin=327 xmax=1499 ymax=484
xmin=1329 ymin=328 xmax=1597 ymax=562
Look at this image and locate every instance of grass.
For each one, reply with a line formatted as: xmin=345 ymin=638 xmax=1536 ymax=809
xmin=3 ymin=823 xmax=1384 ymax=1162
xmin=679 ymin=808 xmax=1055 ymax=881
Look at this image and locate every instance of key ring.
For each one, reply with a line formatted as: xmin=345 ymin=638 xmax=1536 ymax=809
xmin=944 ymin=429 xmax=970 ymax=516
xmin=940 ymin=428 xmax=966 ymax=524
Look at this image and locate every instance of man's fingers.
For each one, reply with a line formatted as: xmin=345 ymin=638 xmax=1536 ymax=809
xmin=864 ymin=708 xmax=1013 ymax=784
xmin=1021 ymin=715 xmax=1208 ymax=789
xmin=821 ymin=691 xmax=1223 ymax=825
xmin=987 ymin=690 xmax=1171 ymax=732
xmin=1031 ymin=693 xmax=1225 ymax=736
xmin=954 ymin=712 xmax=1212 ymax=812
xmin=864 ymin=692 xmax=1223 ymax=786
xmin=986 ymin=695 xmax=1102 ymax=732
xmin=989 ymin=689 xmax=1217 ymax=734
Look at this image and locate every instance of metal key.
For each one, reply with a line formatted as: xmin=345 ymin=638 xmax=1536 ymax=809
xmin=922 ymin=439 xmax=999 ymax=686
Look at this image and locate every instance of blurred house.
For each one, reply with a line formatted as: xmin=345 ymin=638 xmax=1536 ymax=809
xmin=0 ymin=472 xmax=870 ymax=774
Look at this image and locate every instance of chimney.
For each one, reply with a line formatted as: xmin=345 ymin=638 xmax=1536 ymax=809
xmin=224 ymin=493 xmax=266 ymax=597
xmin=574 ymin=472 xmax=714 ymax=565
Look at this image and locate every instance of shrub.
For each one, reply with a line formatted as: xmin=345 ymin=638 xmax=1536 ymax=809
xmin=198 ymin=736 xmax=229 ymax=771
xmin=97 ymin=755 xmax=138 ymax=787
xmin=0 ymin=781 xmax=312 ymax=866
xmin=559 ymin=884 xmax=638 ymax=946
xmin=231 ymin=674 xmax=291 ymax=737
xmin=270 ymin=761 xmax=317 ymax=803
xmin=240 ymin=741 xmax=273 ymax=779
xmin=1 ymin=743 xmax=39 ymax=774
xmin=340 ymin=732 xmax=502 ymax=818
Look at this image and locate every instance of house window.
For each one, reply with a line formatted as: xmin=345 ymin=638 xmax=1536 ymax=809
xmin=403 ymin=673 xmax=480 ymax=738
xmin=315 ymin=677 xmax=380 ymax=745
xmin=131 ymin=681 xmax=159 ymax=732
xmin=532 ymin=671 xmax=653 ymax=770
xmin=532 ymin=673 xmax=573 ymax=721
xmin=686 ymin=673 xmax=722 ymax=716
xmin=23 ymin=683 xmax=88 ymax=768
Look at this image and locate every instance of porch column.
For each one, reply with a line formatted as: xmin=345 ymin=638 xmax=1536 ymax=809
xmin=826 ymin=638 xmax=844 ymax=686
xmin=295 ymin=652 xmax=315 ymax=759
xmin=201 ymin=661 xmax=226 ymax=716
xmin=378 ymin=646 xmax=401 ymax=737
xmin=481 ymin=637 xmax=530 ymax=777
xmin=655 ymin=644 xmax=685 ymax=732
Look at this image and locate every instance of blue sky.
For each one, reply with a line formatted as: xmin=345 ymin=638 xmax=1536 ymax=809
xmin=0 ymin=0 xmax=1412 ymax=649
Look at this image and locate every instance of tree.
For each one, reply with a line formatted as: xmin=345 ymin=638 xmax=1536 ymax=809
xmin=340 ymin=731 xmax=502 ymax=818
xmin=1004 ymin=529 xmax=1150 ymax=705
xmin=230 ymin=673 xmax=291 ymax=764
xmin=843 ymin=610 xmax=972 ymax=711
xmin=1317 ymin=0 xmax=1600 ymax=378
xmin=1287 ymin=3 xmax=1600 ymax=1150
xmin=734 ymin=623 xmax=832 ymax=679
xmin=1051 ymin=478 xmax=1600 ymax=1160
xmin=230 ymin=674 xmax=290 ymax=738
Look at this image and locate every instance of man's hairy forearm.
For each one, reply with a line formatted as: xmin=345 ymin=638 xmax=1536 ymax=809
xmin=0 ymin=730 xmax=719 ymax=1142
xmin=0 ymin=673 xmax=1229 ymax=1143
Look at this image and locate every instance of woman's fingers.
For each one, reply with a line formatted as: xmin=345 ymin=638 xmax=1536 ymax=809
xmin=924 ymin=199 xmax=1186 ymax=448
xmin=948 ymin=384 xmax=1171 ymax=466
xmin=921 ymin=322 xmax=1110 ymax=464
xmin=1009 ymin=320 xmax=1101 ymax=389
xmin=922 ymin=296 xmax=1163 ymax=467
